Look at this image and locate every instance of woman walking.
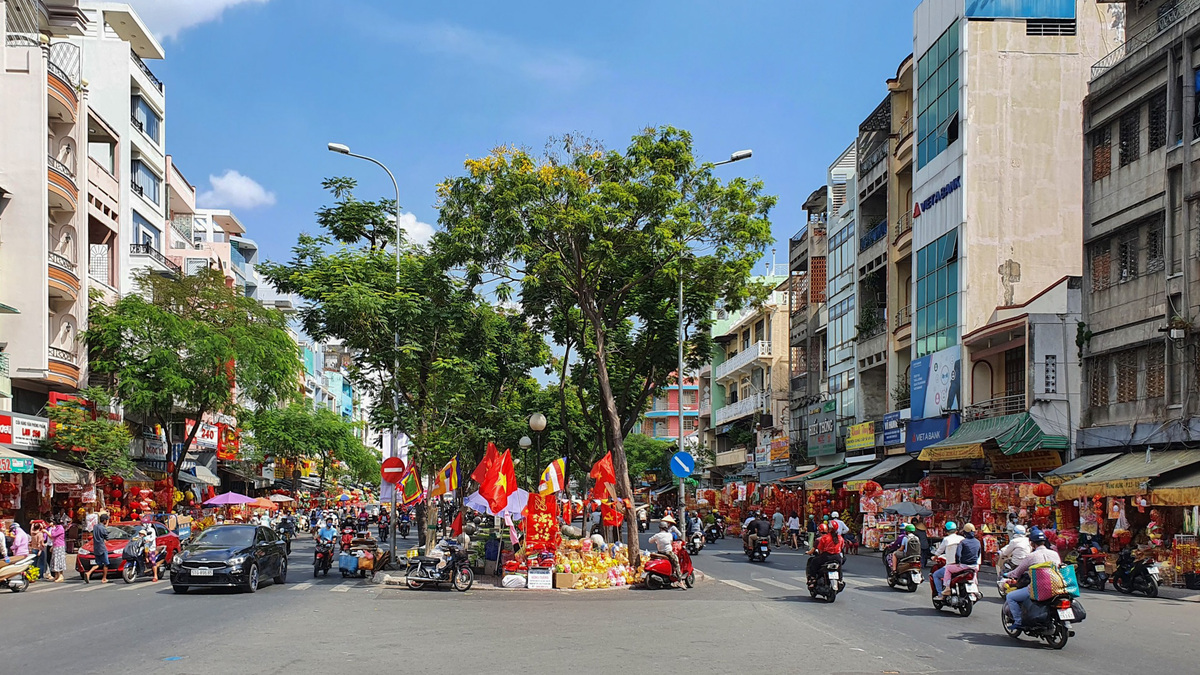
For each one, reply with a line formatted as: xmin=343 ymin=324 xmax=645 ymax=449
xmin=787 ymin=511 xmax=802 ymax=550
xmin=48 ymin=516 xmax=67 ymax=582
xmin=29 ymin=522 xmax=47 ymax=581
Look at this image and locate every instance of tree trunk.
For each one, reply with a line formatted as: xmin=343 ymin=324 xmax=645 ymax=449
xmin=169 ymin=411 xmax=205 ymax=490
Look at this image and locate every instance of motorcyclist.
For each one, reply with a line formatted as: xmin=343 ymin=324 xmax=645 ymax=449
xmin=743 ymin=513 xmax=771 ymax=552
xmin=649 ymin=520 xmax=683 ymax=587
xmin=830 ymin=511 xmax=850 ymax=536
xmin=377 ymin=510 xmax=390 ymax=541
xmin=687 ymin=512 xmax=702 ymax=539
xmin=997 ymin=524 xmax=1031 ymax=571
xmin=806 ymin=523 xmax=844 ymax=586
xmin=931 ymin=521 xmax=963 ymax=595
xmin=742 ymin=510 xmax=757 ymax=531
xmin=315 ymin=520 xmax=337 ymax=545
xmin=1004 ymin=527 xmax=1061 ymax=629
xmin=660 ymin=516 xmax=683 ymax=541
xmin=940 ymin=522 xmax=981 ymax=596
xmin=885 ymin=523 xmax=920 ymax=574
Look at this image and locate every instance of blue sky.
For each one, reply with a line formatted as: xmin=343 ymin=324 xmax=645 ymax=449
xmin=134 ymin=0 xmax=917 ymax=265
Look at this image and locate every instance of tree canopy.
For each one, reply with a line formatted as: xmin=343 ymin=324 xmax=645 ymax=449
xmin=44 ymin=388 xmax=134 ymax=479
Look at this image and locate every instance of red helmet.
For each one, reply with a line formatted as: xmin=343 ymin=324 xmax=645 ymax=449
xmin=818 ymin=523 xmax=829 ymax=534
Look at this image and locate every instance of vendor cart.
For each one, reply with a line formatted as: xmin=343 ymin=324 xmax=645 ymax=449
xmin=340 ymin=535 xmax=388 ymax=578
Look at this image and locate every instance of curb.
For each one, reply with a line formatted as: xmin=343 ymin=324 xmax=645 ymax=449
xmin=373 ymin=568 xmax=710 ymax=592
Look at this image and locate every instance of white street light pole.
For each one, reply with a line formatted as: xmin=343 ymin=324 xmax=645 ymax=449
xmin=328 ymin=142 xmax=402 ymax=566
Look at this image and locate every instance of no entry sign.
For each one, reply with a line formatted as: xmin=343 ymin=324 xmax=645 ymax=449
xmin=381 ymin=457 xmax=406 ymax=485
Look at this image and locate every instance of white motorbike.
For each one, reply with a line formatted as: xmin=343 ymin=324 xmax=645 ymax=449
xmin=0 ymin=554 xmax=36 ymax=592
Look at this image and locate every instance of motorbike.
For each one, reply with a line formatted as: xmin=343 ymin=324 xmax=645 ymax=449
xmin=313 ymin=540 xmax=335 ymax=577
xmin=704 ymin=523 xmax=722 ymax=544
xmin=1077 ymin=550 xmax=1108 ymax=592
xmin=398 ymin=518 xmax=411 ymax=540
xmin=121 ymin=547 xmax=167 ymax=584
xmin=378 ymin=520 xmax=389 ymax=543
xmin=404 ymin=545 xmax=474 ymax=591
xmin=1002 ymin=593 xmax=1085 ymax=650
xmin=339 ymin=524 xmax=356 ymax=553
xmin=0 ymin=553 xmax=34 ymax=592
xmin=808 ymin=559 xmax=844 ymax=602
xmin=686 ymin=532 xmax=704 ymax=556
xmin=1112 ymin=548 xmax=1160 ymax=597
xmin=638 ymin=513 xmax=650 ymax=533
xmin=930 ymin=556 xmax=981 ymax=617
xmin=643 ymin=541 xmax=695 ymax=589
xmin=884 ymin=551 xmax=922 ymax=592
xmin=745 ymin=537 xmax=770 ymax=563
xmin=996 ymin=559 xmax=1018 ymax=598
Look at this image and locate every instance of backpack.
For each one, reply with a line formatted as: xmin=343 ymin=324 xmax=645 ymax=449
xmin=121 ymin=539 xmax=143 ymax=561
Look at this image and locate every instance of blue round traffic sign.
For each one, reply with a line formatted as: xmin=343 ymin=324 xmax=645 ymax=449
xmin=669 ymin=452 xmax=695 ymax=478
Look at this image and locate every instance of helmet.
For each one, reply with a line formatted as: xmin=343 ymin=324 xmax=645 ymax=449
xmin=962 ymin=523 xmax=976 ymax=533
xmin=1029 ymin=527 xmax=1047 ymax=545
xmin=944 ymin=521 xmax=957 ymax=532
xmin=659 ymin=521 xmax=670 ymax=531
xmin=1012 ymin=524 xmax=1027 ymax=536
xmin=462 ymin=523 xmax=476 ymax=536
xmin=818 ymin=523 xmax=829 ymax=534
xmin=905 ymin=524 xmax=916 ymax=533
xmin=831 ymin=511 xmax=839 ymax=519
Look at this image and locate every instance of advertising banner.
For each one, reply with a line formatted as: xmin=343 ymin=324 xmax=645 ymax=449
xmin=846 ymin=422 xmax=875 ymax=451
xmin=807 ymin=400 xmax=838 ymax=457
xmin=905 ymin=414 xmax=961 ymax=456
xmin=910 ymin=345 xmax=961 ymax=420
xmin=769 ymin=436 xmax=790 ymax=462
xmin=0 ymin=457 xmax=33 ymax=473
xmin=186 ymin=419 xmax=219 ymax=450
xmin=882 ymin=410 xmax=908 ymax=446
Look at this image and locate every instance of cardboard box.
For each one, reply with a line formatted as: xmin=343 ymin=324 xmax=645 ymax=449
xmin=554 ymin=572 xmax=580 ymax=589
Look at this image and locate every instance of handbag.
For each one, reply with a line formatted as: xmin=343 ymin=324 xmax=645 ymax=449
xmin=1058 ymin=563 xmax=1082 ymax=598
xmin=1029 ymin=561 xmax=1068 ymax=601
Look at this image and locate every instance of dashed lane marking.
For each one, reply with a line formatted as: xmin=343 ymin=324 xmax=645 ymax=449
xmin=719 ymin=579 xmax=762 ymax=592
xmin=330 ymin=582 xmax=357 ymax=592
xmin=289 ymin=582 xmax=313 ymax=591
xmin=756 ymin=578 xmax=804 ymax=591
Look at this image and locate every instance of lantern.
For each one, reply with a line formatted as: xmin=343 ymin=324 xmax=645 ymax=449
xmin=1033 ymin=483 xmax=1054 ymax=498
xmin=862 ymin=481 xmax=882 ymax=497
xmin=1035 ymin=506 xmax=1051 ymax=518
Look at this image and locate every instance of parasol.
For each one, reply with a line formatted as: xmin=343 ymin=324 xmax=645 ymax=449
xmin=463 ymin=489 xmax=529 ymax=520
xmin=203 ymin=492 xmax=254 ymax=506
xmin=883 ymin=501 xmax=933 ymax=518
xmin=250 ymin=497 xmax=278 ymax=510
xmin=267 ymin=494 xmax=295 ymax=503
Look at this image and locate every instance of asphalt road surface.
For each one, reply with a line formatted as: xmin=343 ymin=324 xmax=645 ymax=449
xmin=4 ymin=531 xmax=1199 ymax=675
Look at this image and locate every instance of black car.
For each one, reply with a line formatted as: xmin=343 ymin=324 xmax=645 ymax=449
xmin=170 ymin=525 xmax=288 ymax=594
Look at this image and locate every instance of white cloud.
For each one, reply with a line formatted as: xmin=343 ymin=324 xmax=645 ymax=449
xmin=197 ymin=169 xmax=276 ymax=209
xmin=127 ymin=0 xmax=269 ymax=41
xmin=398 ymin=212 xmax=434 ymax=246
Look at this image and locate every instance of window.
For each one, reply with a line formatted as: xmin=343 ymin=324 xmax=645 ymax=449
xmin=742 ymin=330 xmax=750 ymax=350
xmin=1004 ymin=347 xmax=1025 ymax=397
xmin=1044 ymin=355 xmax=1058 ymax=394
xmin=131 ymin=96 xmax=161 ymax=144
xmin=1090 ymin=241 xmax=1111 ymax=292
xmin=1026 ymin=19 xmax=1075 ymax=36
xmin=1118 ymin=235 xmax=1139 ymax=281
xmin=88 ymin=141 xmax=115 ymax=174
xmin=687 ymin=418 xmax=699 ymax=431
xmin=914 ymin=229 xmax=959 ymax=357
xmin=1147 ymin=343 xmax=1165 ymax=398
xmin=133 ymin=211 xmax=161 ymax=250
xmin=1092 ymin=127 xmax=1112 ymax=181
xmin=683 ymin=390 xmax=697 ymax=408
xmin=1149 ymin=91 xmax=1168 ymax=151
xmin=131 ymin=159 xmax=161 ymax=205
xmin=1119 ymin=109 xmax=1140 ymax=167
xmin=1115 ymin=349 xmax=1138 ymax=403
xmin=89 ymin=243 xmax=112 ymax=285
xmin=1089 ymin=355 xmax=1110 ymax=408
xmin=754 ymin=319 xmax=765 ymax=343
xmin=1147 ymin=223 xmax=1165 ymax=273
xmin=917 ymin=21 xmax=960 ymax=168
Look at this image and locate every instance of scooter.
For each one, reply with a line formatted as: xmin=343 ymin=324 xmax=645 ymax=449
xmin=686 ymin=531 xmax=704 ymax=556
xmin=398 ymin=517 xmax=411 ymax=540
xmin=0 ymin=554 xmax=35 ymax=592
xmin=378 ymin=520 xmax=389 ymax=543
xmin=643 ymin=541 xmax=695 ymax=589
xmin=995 ymin=559 xmax=1017 ymax=598
xmin=1002 ymin=593 xmax=1085 ymax=650
xmin=339 ymin=524 xmax=356 ymax=553
xmin=930 ymin=556 xmax=981 ymax=617
xmin=808 ymin=559 xmax=844 ymax=602
xmin=1077 ymin=550 xmax=1108 ymax=591
xmin=1112 ymin=548 xmax=1160 ymax=597
xmin=404 ymin=544 xmax=474 ymax=591
xmin=745 ymin=537 xmax=770 ymax=562
xmin=313 ymin=540 xmax=334 ymax=577
xmin=884 ymin=551 xmax=922 ymax=592
xmin=704 ymin=523 xmax=721 ymax=544
xmin=122 ymin=547 xmax=167 ymax=583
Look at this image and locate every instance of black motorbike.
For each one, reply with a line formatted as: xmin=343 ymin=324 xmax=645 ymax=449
xmin=686 ymin=532 xmax=704 ymax=556
xmin=404 ymin=545 xmax=474 ymax=591
xmin=704 ymin=523 xmax=722 ymax=544
xmin=1002 ymin=593 xmax=1085 ymax=650
xmin=398 ymin=519 xmax=411 ymax=539
xmin=1112 ymin=548 xmax=1160 ymax=597
xmin=808 ymin=559 xmax=844 ymax=602
xmin=378 ymin=520 xmax=389 ymax=543
xmin=313 ymin=541 xmax=334 ymax=577
xmin=745 ymin=538 xmax=770 ymax=563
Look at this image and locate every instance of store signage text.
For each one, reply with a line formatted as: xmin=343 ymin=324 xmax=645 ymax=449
xmin=0 ymin=414 xmax=49 ymax=448
xmin=912 ymin=176 xmax=961 ymax=219
xmin=0 ymin=457 xmax=34 ymax=473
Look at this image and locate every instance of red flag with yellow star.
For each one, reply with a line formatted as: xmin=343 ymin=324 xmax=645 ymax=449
xmin=479 ymin=448 xmax=517 ymax=514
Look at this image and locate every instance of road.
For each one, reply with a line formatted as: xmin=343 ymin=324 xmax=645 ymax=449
xmin=4 ymin=532 xmax=1198 ymax=674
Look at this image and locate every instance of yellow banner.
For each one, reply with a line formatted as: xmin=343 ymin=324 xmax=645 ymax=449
xmin=806 ymin=479 xmax=833 ymax=491
xmin=846 ymin=422 xmax=875 ymax=451
xmin=844 ymin=480 xmax=868 ymax=491
xmin=989 ymin=450 xmax=1063 ymax=474
xmin=918 ymin=444 xmax=984 ymax=462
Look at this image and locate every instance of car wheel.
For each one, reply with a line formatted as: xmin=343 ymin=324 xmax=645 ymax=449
xmin=172 ymin=585 xmax=188 ymax=594
xmin=273 ymin=558 xmax=287 ymax=585
xmin=243 ymin=564 xmax=259 ymax=593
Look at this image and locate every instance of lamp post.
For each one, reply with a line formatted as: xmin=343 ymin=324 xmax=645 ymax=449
xmin=678 ymin=150 xmax=752 ymax=539
xmin=327 ymin=141 xmax=402 ymax=566
xmin=523 ymin=413 xmax=547 ymax=490
xmin=519 ymin=435 xmax=532 ymax=488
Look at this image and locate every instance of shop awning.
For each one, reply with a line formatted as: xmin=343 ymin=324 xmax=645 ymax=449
xmin=179 ymin=465 xmax=220 ymax=487
xmin=804 ymin=463 xmax=852 ymax=490
xmin=918 ymin=413 xmax=1067 ymax=461
xmin=123 ymin=465 xmax=156 ymax=486
xmin=843 ymin=455 xmax=915 ymax=488
xmin=1057 ymin=450 xmax=1200 ymax=501
xmin=32 ymin=455 xmax=93 ymax=485
xmin=651 ymin=483 xmax=678 ymax=497
xmin=776 ymin=465 xmax=819 ymax=484
xmin=1042 ymin=453 xmax=1122 ymax=487
xmin=1148 ymin=467 xmax=1200 ymax=507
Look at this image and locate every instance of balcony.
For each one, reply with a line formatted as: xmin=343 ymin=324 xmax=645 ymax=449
xmin=47 ymin=346 xmax=80 ymax=388
xmin=790 ymin=373 xmax=808 ymax=395
xmin=714 ymin=392 xmax=766 ymax=426
xmin=47 ymin=42 xmax=80 ymax=122
xmin=0 ymin=353 xmax=10 ymax=398
xmin=860 ymin=142 xmax=889 ymax=175
xmin=893 ymin=304 xmax=912 ymax=332
xmin=1092 ymin=0 xmax=1198 ymax=81
xmin=859 ymin=220 xmax=888 ymax=253
xmin=714 ymin=340 xmax=772 ymax=381
xmin=893 ymin=211 xmax=912 ymax=245
xmin=48 ymin=249 xmax=81 ymax=302
xmin=132 ymin=50 xmax=164 ymax=93
xmin=130 ymin=243 xmax=181 ymax=276
xmin=47 ymin=155 xmax=78 ymax=212
xmin=963 ymin=393 xmax=1027 ymax=422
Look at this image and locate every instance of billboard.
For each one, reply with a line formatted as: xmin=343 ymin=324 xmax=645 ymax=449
xmin=906 ymin=414 xmax=961 ymax=456
xmin=964 ymin=0 xmax=1074 ymax=19
xmin=846 ymin=422 xmax=875 ymax=451
xmin=806 ymin=400 xmax=838 ymax=457
xmin=882 ymin=410 xmax=909 ymax=446
xmin=910 ymin=345 xmax=961 ymax=420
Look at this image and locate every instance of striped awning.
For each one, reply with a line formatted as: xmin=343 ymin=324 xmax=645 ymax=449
xmin=919 ymin=413 xmax=1067 ymax=461
xmin=1058 ymin=450 xmax=1200 ymax=501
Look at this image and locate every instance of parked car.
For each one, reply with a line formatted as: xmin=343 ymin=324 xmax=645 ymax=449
xmin=75 ymin=521 xmax=181 ymax=580
xmin=170 ymin=524 xmax=288 ymax=594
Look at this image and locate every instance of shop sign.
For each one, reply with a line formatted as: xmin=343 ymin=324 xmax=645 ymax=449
xmin=846 ymin=422 xmax=875 ymax=451
xmin=807 ymin=400 xmax=838 ymax=457
xmin=807 ymin=479 xmax=833 ymax=491
xmin=883 ymin=410 xmax=908 ymax=446
xmin=989 ymin=450 xmax=1063 ymax=474
xmin=927 ymin=444 xmax=984 ymax=462
xmin=261 ymin=464 xmax=275 ymax=480
xmin=0 ymin=414 xmax=49 ymax=447
xmin=906 ymin=414 xmax=961 ymax=455
xmin=527 ymin=567 xmax=553 ymax=590
xmin=1100 ymin=477 xmax=1149 ymax=496
xmin=965 ymin=0 xmax=1074 ymax=20
xmin=185 ymin=419 xmax=220 ymax=449
xmin=910 ymin=346 xmax=961 ymax=420
xmin=56 ymin=483 xmax=96 ymax=502
xmin=144 ymin=438 xmax=168 ymax=461
xmin=755 ymin=443 xmax=770 ymax=466
xmin=912 ymin=176 xmax=961 ymax=219
xmin=769 ymin=436 xmax=790 ymax=462
xmin=0 ymin=457 xmax=34 ymax=473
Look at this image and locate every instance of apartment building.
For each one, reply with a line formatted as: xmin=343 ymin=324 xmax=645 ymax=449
xmin=887 ymin=54 xmax=915 ymax=429
xmin=638 ymin=376 xmax=699 ymax=443
xmin=1079 ymin=0 xmax=1200 ymax=453
xmin=823 ymin=145 xmax=858 ymax=466
xmin=787 ymin=189 xmax=829 ymax=458
xmin=0 ymin=0 xmax=90 ymax=414
xmin=855 ymin=96 xmax=893 ymax=445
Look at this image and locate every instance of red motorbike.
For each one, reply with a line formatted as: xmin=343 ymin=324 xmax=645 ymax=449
xmin=930 ymin=556 xmax=980 ymax=617
xmin=643 ymin=541 xmax=694 ymax=589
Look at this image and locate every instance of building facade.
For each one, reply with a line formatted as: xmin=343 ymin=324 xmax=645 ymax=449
xmin=639 ymin=376 xmax=699 ymax=442
xmin=788 ymin=189 xmax=829 ymax=461
xmin=824 ymin=145 xmax=858 ymax=465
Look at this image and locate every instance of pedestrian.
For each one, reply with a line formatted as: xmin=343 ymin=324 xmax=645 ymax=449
xmin=30 ymin=521 xmax=47 ymax=581
xmin=9 ymin=522 xmax=29 ymax=555
xmin=787 ymin=511 xmax=801 ymax=550
xmin=48 ymin=516 xmax=67 ymax=582
xmin=141 ymin=524 xmax=159 ymax=582
xmin=806 ymin=515 xmax=818 ymax=550
xmin=84 ymin=513 xmax=110 ymax=584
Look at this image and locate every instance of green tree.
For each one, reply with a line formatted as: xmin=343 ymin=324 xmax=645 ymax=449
xmin=86 ymin=269 xmax=302 ymax=487
xmin=436 ymin=127 xmax=775 ymax=554
xmin=622 ymin=433 xmax=675 ymax=483
xmin=43 ymin=388 xmax=134 ymax=479
xmin=244 ymin=403 xmax=369 ymax=489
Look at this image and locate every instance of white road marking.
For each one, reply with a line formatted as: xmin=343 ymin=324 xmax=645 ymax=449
xmin=330 ymin=582 xmax=357 ymax=592
xmin=73 ymin=585 xmax=100 ymax=593
xmin=29 ymin=582 xmax=69 ymax=593
xmin=757 ymin=578 xmax=804 ymax=591
xmin=289 ymin=582 xmax=313 ymax=591
xmin=719 ymin=579 xmax=762 ymax=592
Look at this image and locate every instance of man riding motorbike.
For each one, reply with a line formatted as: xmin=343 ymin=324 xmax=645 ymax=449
xmin=743 ymin=513 xmax=771 ymax=553
xmin=807 ymin=523 xmax=844 ymax=586
xmin=996 ymin=524 xmax=1031 ymax=571
xmin=940 ymin=522 xmax=981 ymax=596
xmin=829 ymin=511 xmax=850 ymax=537
xmin=1004 ymin=527 xmax=1061 ymax=629
xmin=931 ymin=521 xmax=963 ymax=595
xmin=885 ymin=523 xmax=920 ymax=574
xmin=648 ymin=521 xmax=684 ymax=587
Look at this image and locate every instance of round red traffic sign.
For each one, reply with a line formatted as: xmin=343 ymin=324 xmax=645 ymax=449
xmin=381 ymin=457 xmax=406 ymax=485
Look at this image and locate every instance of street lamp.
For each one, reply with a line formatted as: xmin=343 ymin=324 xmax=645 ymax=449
xmin=328 ymin=141 xmax=402 ymax=565
xmin=519 ymin=436 xmax=532 ymax=488
xmin=677 ymin=149 xmax=753 ymax=537
xmin=528 ymin=413 xmax=546 ymax=491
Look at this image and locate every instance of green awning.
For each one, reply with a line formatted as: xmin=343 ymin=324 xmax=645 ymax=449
xmin=1057 ymin=450 xmax=1200 ymax=500
xmin=802 ymin=463 xmax=847 ymax=490
xmin=996 ymin=413 xmax=1068 ymax=455
xmin=919 ymin=413 xmax=1067 ymax=461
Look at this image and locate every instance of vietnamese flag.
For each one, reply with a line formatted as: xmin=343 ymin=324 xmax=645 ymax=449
xmin=451 ymin=511 xmax=463 ymax=537
xmin=589 ymin=452 xmax=616 ymax=485
xmin=471 ymin=442 xmax=501 ymax=484
xmin=480 ymin=448 xmax=517 ymax=514
xmin=601 ymin=502 xmax=625 ymax=527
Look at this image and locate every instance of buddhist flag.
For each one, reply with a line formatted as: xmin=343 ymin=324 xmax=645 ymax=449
xmin=398 ymin=467 xmax=423 ymax=506
xmin=480 ymin=448 xmax=517 ymax=514
xmin=471 ymin=442 xmax=500 ymax=484
xmin=538 ymin=457 xmax=567 ymax=496
xmin=429 ymin=456 xmax=458 ymax=498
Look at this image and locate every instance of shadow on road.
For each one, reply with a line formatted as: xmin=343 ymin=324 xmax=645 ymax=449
xmin=947 ymin=632 xmax=1050 ymax=649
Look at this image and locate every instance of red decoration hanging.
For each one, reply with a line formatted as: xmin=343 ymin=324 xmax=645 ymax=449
xmin=1033 ymin=483 xmax=1054 ymax=498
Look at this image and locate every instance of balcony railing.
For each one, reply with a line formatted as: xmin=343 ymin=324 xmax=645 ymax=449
xmin=857 ymin=307 xmax=887 ymax=340
xmin=48 ymin=250 xmax=77 ymax=272
xmin=48 ymin=346 xmax=77 ymax=364
xmin=0 ymin=352 xmax=9 ymax=376
xmin=790 ymin=373 xmax=808 ymax=394
xmin=1092 ymin=0 xmax=1199 ymax=80
xmin=894 ymin=304 xmax=912 ymax=331
xmin=859 ymin=220 xmax=888 ymax=252
xmin=963 ymin=393 xmax=1026 ymax=422
xmin=130 ymin=243 xmax=181 ymax=275
xmin=715 ymin=341 xmax=772 ymax=380
xmin=132 ymin=50 xmax=164 ymax=92
xmin=860 ymin=142 xmax=889 ymax=174
xmin=47 ymin=154 xmax=75 ymax=180
xmin=48 ymin=41 xmax=81 ymax=87
xmin=895 ymin=115 xmax=913 ymax=144
xmin=714 ymin=392 xmax=767 ymax=426
xmin=893 ymin=211 xmax=912 ymax=243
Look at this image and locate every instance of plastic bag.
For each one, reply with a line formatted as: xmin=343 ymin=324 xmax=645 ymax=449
xmin=1058 ymin=563 xmax=1081 ymax=598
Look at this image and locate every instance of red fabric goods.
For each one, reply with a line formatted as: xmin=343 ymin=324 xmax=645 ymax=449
xmin=471 ymin=442 xmax=501 ymax=484
xmin=451 ymin=512 xmax=463 ymax=537
xmin=479 ymin=448 xmax=518 ymax=514
xmin=1033 ymin=483 xmax=1054 ymax=498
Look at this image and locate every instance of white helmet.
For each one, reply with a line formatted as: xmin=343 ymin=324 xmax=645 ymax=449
xmin=831 ymin=511 xmax=839 ymax=519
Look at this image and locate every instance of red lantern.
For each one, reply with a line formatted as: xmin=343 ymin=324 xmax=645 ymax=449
xmin=861 ymin=481 xmax=882 ymax=497
xmin=1035 ymin=506 xmax=1051 ymax=518
xmin=1033 ymin=483 xmax=1054 ymax=498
